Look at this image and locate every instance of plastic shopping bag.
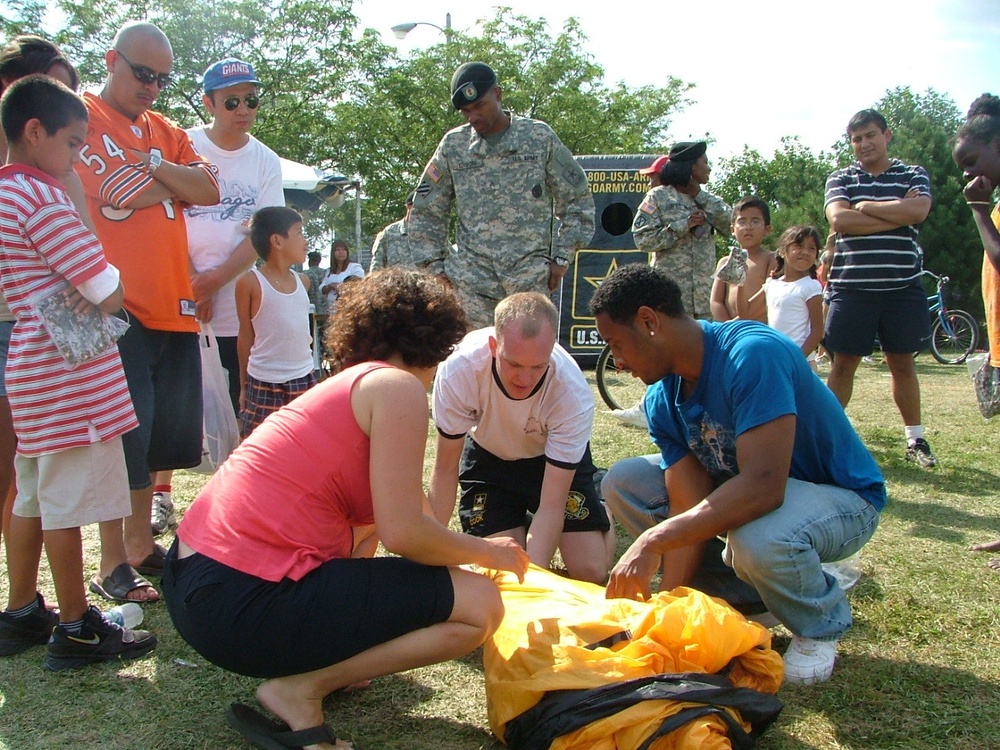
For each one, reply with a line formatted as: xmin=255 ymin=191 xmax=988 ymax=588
xmin=194 ymin=323 xmax=240 ymax=473
xmin=714 ymin=244 xmax=747 ymax=287
xmin=32 ymin=281 xmax=129 ymax=369
xmin=967 ymin=352 xmax=1000 ymax=419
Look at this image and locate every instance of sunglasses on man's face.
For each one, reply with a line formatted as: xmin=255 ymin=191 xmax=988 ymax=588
xmin=224 ymin=95 xmax=260 ymax=111
xmin=115 ymin=49 xmax=172 ymax=89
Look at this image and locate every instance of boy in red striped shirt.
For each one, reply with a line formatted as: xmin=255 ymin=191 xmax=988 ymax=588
xmin=0 ymin=76 xmax=156 ymax=670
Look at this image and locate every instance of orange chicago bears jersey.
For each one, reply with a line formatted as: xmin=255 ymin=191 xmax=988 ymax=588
xmin=79 ymin=92 xmax=219 ymax=332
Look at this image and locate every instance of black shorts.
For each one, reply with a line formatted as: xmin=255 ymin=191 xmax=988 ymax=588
xmin=457 ymin=438 xmax=609 ymax=537
xmin=117 ymin=320 xmax=202 ymax=488
xmin=824 ymin=285 xmax=931 ymax=356
xmin=162 ymin=540 xmax=454 ymax=679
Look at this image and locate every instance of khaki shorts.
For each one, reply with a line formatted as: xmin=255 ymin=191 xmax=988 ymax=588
xmin=14 ymin=437 xmax=131 ymax=530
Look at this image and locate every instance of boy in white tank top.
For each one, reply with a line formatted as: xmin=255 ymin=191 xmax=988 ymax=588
xmin=234 ymin=206 xmax=315 ymax=438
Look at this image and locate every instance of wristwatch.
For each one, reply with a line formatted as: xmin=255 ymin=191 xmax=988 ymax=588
xmin=551 ymin=256 xmax=570 ymax=268
xmin=147 ymin=152 xmax=162 ymax=174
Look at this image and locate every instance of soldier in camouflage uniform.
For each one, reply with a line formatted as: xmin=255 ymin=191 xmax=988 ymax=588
xmin=369 ymin=192 xmax=414 ymax=272
xmin=408 ymin=62 xmax=595 ymax=328
xmin=303 ymin=252 xmax=328 ymax=315
xmin=631 ymin=142 xmax=731 ymax=319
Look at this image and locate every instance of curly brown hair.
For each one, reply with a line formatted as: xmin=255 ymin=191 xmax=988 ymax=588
xmin=324 ymin=268 xmax=468 ymax=372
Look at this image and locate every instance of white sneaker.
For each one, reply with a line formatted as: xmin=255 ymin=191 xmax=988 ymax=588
xmin=610 ymin=401 xmax=648 ymax=429
xmin=783 ymin=635 xmax=838 ymax=685
xmin=150 ymin=491 xmax=177 ymax=537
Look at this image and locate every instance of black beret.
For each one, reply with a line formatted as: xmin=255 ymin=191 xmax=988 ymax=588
xmin=451 ymin=62 xmax=498 ymax=109
xmin=667 ymin=141 xmax=708 ymax=162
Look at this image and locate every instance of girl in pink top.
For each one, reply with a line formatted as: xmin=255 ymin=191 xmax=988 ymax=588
xmin=163 ymin=268 xmax=529 ymax=750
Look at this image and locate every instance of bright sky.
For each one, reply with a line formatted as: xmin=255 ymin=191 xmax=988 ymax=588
xmin=356 ymin=0 xmax=1000 ymax=161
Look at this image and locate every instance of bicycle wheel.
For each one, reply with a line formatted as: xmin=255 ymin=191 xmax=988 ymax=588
xmin=930 ymin=309 xmax=979 ymax=364
xmin=595 ymin=345 xmax=646 ymax=411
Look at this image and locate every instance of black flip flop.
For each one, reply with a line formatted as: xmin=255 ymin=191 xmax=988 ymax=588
xmin=89 ymin=562 xmax=158 ymax=603
xmin=135 ymin=543 xmax=168 ymax=577
xmin=225 ymin=703 xmax=354 ymax=749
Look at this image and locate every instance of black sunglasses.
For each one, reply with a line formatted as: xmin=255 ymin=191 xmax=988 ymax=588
xmin=115 ymin=49 xmax=172 ymax=89
xmin=223 ymin=94 xmax=259 ymax=111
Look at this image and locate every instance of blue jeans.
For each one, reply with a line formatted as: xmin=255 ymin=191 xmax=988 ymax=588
xmin=602 ymin=454 xmax=880 ymax=641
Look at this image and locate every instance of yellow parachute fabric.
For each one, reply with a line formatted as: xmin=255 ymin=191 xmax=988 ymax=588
xmin=484 ymin=565 xmax=784 ymax=750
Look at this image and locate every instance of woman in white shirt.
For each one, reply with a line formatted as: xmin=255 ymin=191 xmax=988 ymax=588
xmin=320 ymin=239 xmax=364 ymax=312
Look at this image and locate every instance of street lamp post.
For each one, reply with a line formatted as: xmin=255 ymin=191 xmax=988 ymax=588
xmin=391 ymin=12 xmax=452 ymax=42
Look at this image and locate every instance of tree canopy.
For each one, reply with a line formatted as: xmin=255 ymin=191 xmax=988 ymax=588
xmin=2 ymin=0 xmax=690 ymax=248
xmin=325 ymin=9 xmax=691 ymax=235
xmin=1 ymin=2 xmax=987 ymax=315
xmin=713 ymin=137 xmax=836 ymax=245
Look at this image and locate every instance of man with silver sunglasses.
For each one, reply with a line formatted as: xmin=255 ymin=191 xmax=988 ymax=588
xmin=77 ymin=21 xmax=220 ymax=593
xmin=145 ymin=58 xmax=286 ymax=537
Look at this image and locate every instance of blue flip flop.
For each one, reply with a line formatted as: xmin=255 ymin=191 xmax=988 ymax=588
xmin=226 ymin=703 xmax=354 ymax=749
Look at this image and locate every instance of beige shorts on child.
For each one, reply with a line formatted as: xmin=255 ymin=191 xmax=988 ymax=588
xmin=13 ymin=436 xmax=131 ymax=530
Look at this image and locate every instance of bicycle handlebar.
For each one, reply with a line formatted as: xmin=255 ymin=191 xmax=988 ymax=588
xmin=920 ymin=269 xmax=949 ymax=288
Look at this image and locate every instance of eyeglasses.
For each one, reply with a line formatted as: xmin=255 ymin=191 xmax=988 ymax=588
xmin=734 ymin=218 xmax=766 ymax=228
xmin=223 ymin=95 xmax=259 ymax=111
xmin=115 ymin=50 xmax=172 ymax=89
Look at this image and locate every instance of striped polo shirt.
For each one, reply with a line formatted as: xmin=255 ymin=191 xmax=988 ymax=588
xmin=825 ymin=159 xmax=931 ymax=291
xmin=0 ymin=165 xmax=138 ymax=456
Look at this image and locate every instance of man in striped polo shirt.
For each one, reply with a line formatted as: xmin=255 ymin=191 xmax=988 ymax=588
xmin=824 ymin=109 xmax=936 ymax=467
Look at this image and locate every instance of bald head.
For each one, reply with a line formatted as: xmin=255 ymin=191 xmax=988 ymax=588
xmin=102 ymin=21 xmax=173 ymax=120
xmin=112 ymin=22 xmax=173 ymax=57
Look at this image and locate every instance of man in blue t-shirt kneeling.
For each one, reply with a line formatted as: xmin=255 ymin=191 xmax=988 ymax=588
xmin=591 ymin=264 xmax=886 ymax=686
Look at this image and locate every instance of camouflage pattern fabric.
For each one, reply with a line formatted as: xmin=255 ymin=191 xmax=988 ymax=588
xmin=448 ymin=250 xmax=552 ymax=329
xmin=408 ymin=113 xmax=594 ymax=327
xmin=368 ymin=219 xmax=413 ymax=272
xmin=631 ymin=185 xmax=731 ymax=319
xmin=303 ymin=266 xmax=328 ymax=315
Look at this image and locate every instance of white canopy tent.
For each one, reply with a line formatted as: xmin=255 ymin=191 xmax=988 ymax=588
xmin=280 ymin=157 xmax=362 ymax=259
xmin=279 ymin=156 xmax=356 ymax=214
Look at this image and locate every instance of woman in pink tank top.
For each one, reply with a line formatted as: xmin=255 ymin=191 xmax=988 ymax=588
xmin=163 ymin=268 xmax=530 ymax=750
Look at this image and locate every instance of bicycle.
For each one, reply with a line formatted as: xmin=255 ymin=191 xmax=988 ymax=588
xmin=595 ymin=344 xmax=646 ymax=412
xmin=923 ymin=270 xmax=979 ymax=364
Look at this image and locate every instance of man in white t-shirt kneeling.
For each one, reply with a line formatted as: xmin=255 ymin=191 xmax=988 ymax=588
xmin=428 ymin=292 xmax=614 ymax=584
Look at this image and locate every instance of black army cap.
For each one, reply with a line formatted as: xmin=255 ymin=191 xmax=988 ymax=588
xmin=451 ymin=62 xmax=498 ymax=109
xmin=667 ymin=141 xmax=707 ymax=162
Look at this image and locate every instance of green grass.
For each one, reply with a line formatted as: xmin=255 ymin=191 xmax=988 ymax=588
xmin=1 ymin=359 xmax=998 ymax=750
